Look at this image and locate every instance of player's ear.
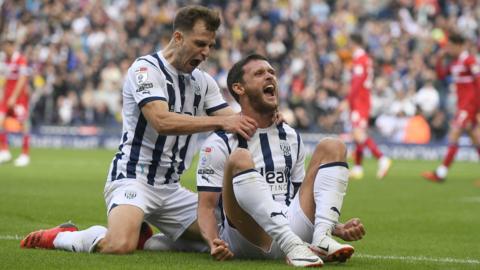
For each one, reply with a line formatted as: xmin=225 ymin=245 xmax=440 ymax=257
xmin=232 ymin=82 xmax=245 ymax=97
xmin=173 ymin=31 xmax=184 ymax=45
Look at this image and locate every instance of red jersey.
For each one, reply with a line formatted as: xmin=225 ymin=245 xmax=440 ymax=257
xmin=348 ymin=48 xmax=373 ymax=118
xmin=2 ymin=51 xmax=29 ymax=102
xmin=436 ymin=51 xmax=480 ymax=112
xmin=0 ymin=51 xmax=30 ymax=121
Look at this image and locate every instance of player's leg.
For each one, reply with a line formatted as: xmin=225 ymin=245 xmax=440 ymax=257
xmin=14 ymin=107 xmax=30 ymax=167
xmin=223 ymin=148 xmax=322 ymax=266
xmin=94 ymin=205 xmax=144 ymax=253
xmin=0 ymin=109 xmax=12 ymax=164
xmin=144 ymin=186 xmax=209 ymax=253
xmin=350 ymin=126 xmax=366 ymax=180
xmin=422 ymin=123 xmax=463 ymax=182
xmin=295 ymin=137 xmax=354 ymax=262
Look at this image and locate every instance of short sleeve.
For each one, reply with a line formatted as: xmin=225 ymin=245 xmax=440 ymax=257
xmin=196 ymin=133 xmax=230 ymax=192
xmin=18 ymin=55 xmax=29 ymax=76
xmin=126 ymin=60 xmax=169 ymax=108
xmin=466 ymin=56 xmax=480 ymax=76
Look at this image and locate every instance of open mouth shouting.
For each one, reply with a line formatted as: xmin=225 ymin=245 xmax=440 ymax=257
xmin=263 ymin=84 xmax=277 ymax=99
xmin=189 ymin=59 xmax=202 ymax=69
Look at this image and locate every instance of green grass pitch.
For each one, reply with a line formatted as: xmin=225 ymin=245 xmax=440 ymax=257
xmin=1 ymin=148 xmax=479 ymax=269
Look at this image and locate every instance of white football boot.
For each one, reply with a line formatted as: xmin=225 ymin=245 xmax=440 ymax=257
xmin=285 ymin=243 xmax=323 ymax=267
xmin=0 ymin=150 xmax=12 ymax=164
xmin=310 ymin=235 xmax=354 ymax=263
xmin=349 ymin=165 xmax=364 ymax=180
xmin=14 ymin=154 xmax=30 ymax=167
xmin=376 ymin=156 xmax=392 ymax=179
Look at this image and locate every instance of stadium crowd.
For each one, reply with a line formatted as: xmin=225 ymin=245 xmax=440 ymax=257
xmin=1 ymin=0 xmax=479 ymax=143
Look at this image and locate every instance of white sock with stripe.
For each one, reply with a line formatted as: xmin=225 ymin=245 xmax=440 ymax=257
xmin=232 ymin=169 xmax=303 ymax=254
xmin=53 ymin=225 xmax=107 ymax=252
xmin=311 ymin=163 xmax=349 ymax=245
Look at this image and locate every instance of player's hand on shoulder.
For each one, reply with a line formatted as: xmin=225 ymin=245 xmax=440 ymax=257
xmin=333 ymin=218 xmax=365 ymax=241
xmin=221 ymin=114 xmax=257 ymax=140
xmin=210 ymin=238 xmax=234 ymax=261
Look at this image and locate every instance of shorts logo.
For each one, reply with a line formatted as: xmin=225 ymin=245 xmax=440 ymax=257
xmin=124 ymin=190 xmax=137 ymax=200
xmin=280 ymin=141 xmax=291 ymax=156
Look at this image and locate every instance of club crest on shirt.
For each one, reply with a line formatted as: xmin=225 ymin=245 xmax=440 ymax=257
xmin=135 ymin=67 xmax=148 ymax=85
xmin=280 ymin=141 xmax=291 ymax=156
xmin=193 ymin=82 xmax=201 ymax=95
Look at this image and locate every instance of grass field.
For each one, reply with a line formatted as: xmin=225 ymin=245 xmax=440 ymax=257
xmin=1 ymin=148 xmax=479 ymax=270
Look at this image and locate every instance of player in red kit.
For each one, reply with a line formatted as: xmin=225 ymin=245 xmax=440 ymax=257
xmin=422 ymin=33 xmax=480 ymax=182
xmin=346 ymin=34 xmax=392 ymax=180
xmin=0 ymin=38 xmax=31 ymax=166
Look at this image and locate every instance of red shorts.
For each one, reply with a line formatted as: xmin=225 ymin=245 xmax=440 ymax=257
xmin=350 ymin=110 xmax=368 ymax=129
xmin=0 ymin=101 xmax=29 ymax=122
xmin=452 ymin=108 xmax=477 ymax=129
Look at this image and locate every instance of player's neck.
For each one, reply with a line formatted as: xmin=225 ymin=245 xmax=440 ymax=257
xmin=242 ymin=107 xmax=275 ymax=128
xmin=162 ymin=42 xmax=179 ymax=70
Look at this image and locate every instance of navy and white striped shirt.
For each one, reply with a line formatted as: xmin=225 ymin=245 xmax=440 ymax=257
xmin=107 ymin=51 xmax=228 ymax=185
xmin=196 ymin=122 xmax=305 ymax=206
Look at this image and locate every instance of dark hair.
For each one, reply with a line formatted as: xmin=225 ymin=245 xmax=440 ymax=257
xmin=448 ymin=32 xmax=466 ymax=45
xmin=173 ymin=5 xmax=221 ymax=32
xmin=350 ymin=33 xmax=363 ymax=46
xmin=227 ymin=54 xmax=269 ymax=102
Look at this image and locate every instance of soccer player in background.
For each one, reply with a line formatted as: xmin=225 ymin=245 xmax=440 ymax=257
xmin=0 ymin=37 xmax=31 ymax=167
xmin=20 ymin=5 xmax=258 ymax=254
xmin=196 ymin=54 xmax=365 ymax=266
xmin=345 ymin=34 xmax=392 ymax=180
xmin=422 ymin=33 xmax=480 ymax=182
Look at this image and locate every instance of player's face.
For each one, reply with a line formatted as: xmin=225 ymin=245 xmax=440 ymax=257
xmin=2 ymin=42 xmax=14 ymax=57
xmin=175 ymin=20 xmax=216 ymax=73
xmin=446 ymin=42 xmax=463 ymax=57
xmin=241 ymin=59 xmax=278 ymax=113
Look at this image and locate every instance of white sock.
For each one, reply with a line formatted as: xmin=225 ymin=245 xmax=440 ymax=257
xmin=144 ymin=233 xmax=209 ymax=252
xmin=436 ymin=165 xmax=448 ymax=178
xmin=232 ymin=169 xmax=303 ymax=254
xmin=312 ymin=163 xmax=349 ymax=245
xmin=53 ymin=225 xmax=107 ymax=253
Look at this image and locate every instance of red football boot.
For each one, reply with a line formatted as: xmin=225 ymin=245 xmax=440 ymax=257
xmin=137 ymin=222 xmax=153 ymax=250
xmin=421 ymin=171 xmax=445 ymax=183
xmin=20 ymin=223 xmax=78 ymax=249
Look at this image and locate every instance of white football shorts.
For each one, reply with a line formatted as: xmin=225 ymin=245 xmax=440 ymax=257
xmin=104 ymin=179 xmax=198 ymax=241
xmin=220 ymin=194 xmax=314 ymax=259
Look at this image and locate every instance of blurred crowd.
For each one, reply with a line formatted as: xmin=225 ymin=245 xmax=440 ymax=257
xmin=1 ymin=0 xmax=479 ymax=143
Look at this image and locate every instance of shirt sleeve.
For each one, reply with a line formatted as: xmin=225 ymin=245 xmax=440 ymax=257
xmin=126 ymin=59 xmax=169 ymax=108
xmin=202 ymin=72 xmax=229 ymax=115
xmin=196 ymin=133 xmax=230 ymax=192
xmin=466 ymin=56 xmax=480 ymax=76
xmin=18 ymin=55 xmax=29 ymax=76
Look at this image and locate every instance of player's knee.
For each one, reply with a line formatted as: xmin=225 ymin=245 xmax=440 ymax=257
xmin=100 ymin=235 xmax=137 ymax=254
xmin=228 ymin=148 xmax=255 ymax=175
xmin=314 ymin=137 xmax=347 ymax=163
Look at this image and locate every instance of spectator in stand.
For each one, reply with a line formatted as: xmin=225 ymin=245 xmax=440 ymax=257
xmin=0 ymin=0 xmax=479 ymax=145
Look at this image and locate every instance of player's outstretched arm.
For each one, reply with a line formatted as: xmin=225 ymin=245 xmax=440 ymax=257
xmin=332 ymin=218 xmax=366 ymax=241
xmin=198 ymin=191 xmax=234 ymax=261
xmin=141 ymin=101 xmax=257 ymax=139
